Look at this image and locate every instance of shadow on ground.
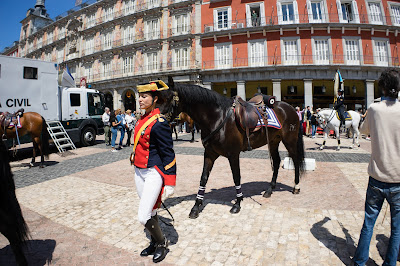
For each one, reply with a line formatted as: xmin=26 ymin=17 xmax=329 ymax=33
xmin=311 ymin=217 xmax=378 ymax=266
xmin=164 ymin=181 xmax=291 ymax=213
xmin=0 ymin=239 xmax=56 ymax=266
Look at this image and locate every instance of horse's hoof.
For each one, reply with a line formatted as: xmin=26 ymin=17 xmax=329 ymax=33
xmin=263 ymin=186 xmax=273 ymax=198
xmin=29 ymin=162 xmax=34 ymax=168
xmin=230 ymin=204 xmax=241 ymax=214
xmin=190 ymin=140 xmax=194 ymax=143
xmin=39 ymin=165 xmax=45 ymax=168
xmin=319 ymin=146 xmax=324 ymax=150
xmin=189 ymin=207 xmax=200 ymax=219
xmin=292 ymin=188 xmax=300 ymax=194
xmin=336 ymin=147 xmax=341 ymax=151
xmin=358 ymin=144 xmax=360 ymax=147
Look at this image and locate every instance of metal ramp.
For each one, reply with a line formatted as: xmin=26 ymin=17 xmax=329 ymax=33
xmin=46 ymin=121 xmax=76 ymax=153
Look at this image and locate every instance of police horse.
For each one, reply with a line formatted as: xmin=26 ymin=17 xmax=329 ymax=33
xmin=316 ymin=109 xmax=361 ymax=151
xmin=0 ymin=111 xmax=50 ymax=168
xmin=0 ymin=138 xmax=30 ymax=265
xmin=161 ymin=77 xmax=305 ymax=219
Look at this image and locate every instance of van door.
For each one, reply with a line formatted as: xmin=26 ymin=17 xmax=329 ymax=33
xmin=68 ymin=91 xmax=86 ymax=120
xmin=41 ymin=72 xmax=59 ymax=121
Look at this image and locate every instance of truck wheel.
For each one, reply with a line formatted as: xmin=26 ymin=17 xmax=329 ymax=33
xmin=81 ymin=127 xmax=96 ymax=146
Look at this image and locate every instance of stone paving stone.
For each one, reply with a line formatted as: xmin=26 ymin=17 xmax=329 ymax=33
xmin=2 ymin=134 xmax=398 ymax=265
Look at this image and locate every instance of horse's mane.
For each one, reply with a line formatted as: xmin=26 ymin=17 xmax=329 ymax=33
xmin=175 ymin=83 xmax=232 ymax=111
xmin=0 ymin=140 xmax=29 ymax=243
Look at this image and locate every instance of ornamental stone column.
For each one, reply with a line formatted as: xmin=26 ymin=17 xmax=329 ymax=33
xmin=237 ymin=80 xmax=246 ymax=99
xmin=272 ymin=79 xmax=281 ymax=101
xmin=365 ymin=80 xmax=375 ymax=108
xmin=304 ymin=79 xmax=313 ymax=108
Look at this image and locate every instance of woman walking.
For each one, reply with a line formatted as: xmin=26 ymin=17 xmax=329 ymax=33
xmin=110 ymin=110 xmax=121 ymax=152
xmin=125 ymin=109 xmax=136 ymax=146
xmin=130 ymin=80 xmax=176 ymax=263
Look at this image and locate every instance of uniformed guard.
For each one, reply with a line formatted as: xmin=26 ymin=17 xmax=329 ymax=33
xmin=334 ymin=88 xmax=345 ymax=128
xmin=130 ymin=80 xmax=176 ymax=263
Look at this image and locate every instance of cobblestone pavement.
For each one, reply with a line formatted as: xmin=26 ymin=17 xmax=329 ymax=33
xmin=1 ymin=133 xmax=397 ymax=265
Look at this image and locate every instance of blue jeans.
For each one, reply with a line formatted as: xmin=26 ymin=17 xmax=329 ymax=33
xmin=111 ymin=127 xmax=118 ymax=148
xmin=118 ymin=127 xmax=125 ymax=146
xmin=312 ymin=124 xmax=317 ymax=137
xmin=353 ymin=177 xmax=400 ymax=266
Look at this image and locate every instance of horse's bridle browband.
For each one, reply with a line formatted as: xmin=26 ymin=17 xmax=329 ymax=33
xmin=201 ymin=103 xmax=235 ymax=145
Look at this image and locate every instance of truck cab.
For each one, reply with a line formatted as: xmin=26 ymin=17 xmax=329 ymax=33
xmin=60 ymin=87 xmax=105 ymax=146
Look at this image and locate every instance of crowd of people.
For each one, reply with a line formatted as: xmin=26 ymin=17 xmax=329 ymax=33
xmin=102 ymin=107 xmax=138 ymax=152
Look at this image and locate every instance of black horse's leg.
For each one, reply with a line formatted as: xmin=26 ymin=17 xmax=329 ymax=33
xmin=263 ymin=142 xmax=280 ymax=198
xmin=1 ymin=227 xmax=27 ymax=266
xmin=284 ymin=138 xmax=301 ymax=194
xmin=189 ymin=149 xmax=219 ymax=219
xmin=228 ymin=154 xmax=243 ymax=214
xmin=190 ymin=128 xmax=195 ymax=143
xmin=173 ymin=125 xmax=178 ymax=140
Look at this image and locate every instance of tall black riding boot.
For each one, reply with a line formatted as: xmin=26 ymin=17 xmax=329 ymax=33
xmin=145 ymin=215 xmax=168 ymax=263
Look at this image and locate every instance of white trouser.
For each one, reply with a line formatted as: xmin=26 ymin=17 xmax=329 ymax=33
xmin=135 ymin=167 xmax=163 ymax=225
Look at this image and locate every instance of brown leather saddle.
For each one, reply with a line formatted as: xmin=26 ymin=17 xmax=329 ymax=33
xmin=234 ymin=94 xmax=275 ymax=151
xmin=0 ymin=109 xmax=24 ymax=130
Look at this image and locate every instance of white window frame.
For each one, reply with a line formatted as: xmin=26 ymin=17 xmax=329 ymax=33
xmin=248 ymin=39 xmax=266 ymax=67
xmin=123 ymin=24 xmax=135 ymax=45
xmin=388 ymin=2 xmax=400 ymax=26
xmin=57 ymin=48 xmax=64 ymax=63
xmin=337 ymin=0 xmax=360 ymax=23
xmin=173 ymin=13 xmax=189 ymax=36
xmin=214 ymin=42 xmax=232 ymax=69
xmin=245 ymin=2 xmax=266 ymax=27
xmin=47 ymin=31 xmax=54 ymax=44
xmin=312 ymin=37 xmax=331 ymax=65
xmin=104 ymin=6 xmax=114 ymax=22
xmin=84 ymin=65 xmax=92 ymax=81
xmin=307 ymin=0 xmax=327 ymax=23
xmin=124 ymin=0 xmax=135 ymax=15
xmin=146 ymin=51 xmax=159 ymax=72
xmin=343 ymin=37 xmax=362 ymax=65
xmin=145 ymin=19 xmax=160 ymax=40
xmin=103 ymin=61 xmax=112 ymax=78
xmin=281 ymin=37 xmax=300 ymax=65
xmin=85 ymin=37 xmax=94 ymax=55
xmin=87 ymin=13 xmax=96 ymax=28
xmin=123 ymin=56 xmax=134 ymax=74
xmin=173 ymin=47 xmax=189 ymax=70
xmin=277 ymin=0 xmax=299 ymax=25
xmin=213 ymin=7 xmax=232 ymax=31
xmin=372 ymin=38 xmax=391 ymax=66
xmin=103 ymin=30 xmax=113 ymax=50
xmin=148 ymin=0 xmax=160 ymax=9
xmin=366 ymin=1 xmax=385 ymax=25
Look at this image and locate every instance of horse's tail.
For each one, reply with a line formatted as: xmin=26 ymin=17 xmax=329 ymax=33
xmin=41 ymin=117 xmax=50 ymax=159
xmin=0 ymin=139 xmax=30 ymax=244
xmin=296 ymin=122 xmax=306 ymax=177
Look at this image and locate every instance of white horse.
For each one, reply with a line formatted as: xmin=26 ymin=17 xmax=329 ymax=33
xmin=316 ymin=109 xmax=361 ymax=151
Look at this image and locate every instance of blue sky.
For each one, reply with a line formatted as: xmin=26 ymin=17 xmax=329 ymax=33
xmin=0 ymin=0 xmax=76 ymax=52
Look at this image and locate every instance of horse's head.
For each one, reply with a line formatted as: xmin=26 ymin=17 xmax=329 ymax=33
xmin=316 ymin=113 xmax=327 ymax=129
xmin=157 ymin=76 xmax=181 ymax=122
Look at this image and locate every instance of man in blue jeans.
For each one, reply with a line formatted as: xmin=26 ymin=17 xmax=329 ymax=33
xmin=353 ymin=68 xmax=400 ymax=266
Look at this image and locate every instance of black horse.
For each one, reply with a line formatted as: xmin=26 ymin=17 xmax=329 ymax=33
xmin=161 ymin=77 xmax=305 ymax=219
xmin=0 ymin=138 xmax=29 ymax=265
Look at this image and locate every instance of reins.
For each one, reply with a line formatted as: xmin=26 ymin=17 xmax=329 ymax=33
xmin=201 ymin=104 xmax=234 ymax=145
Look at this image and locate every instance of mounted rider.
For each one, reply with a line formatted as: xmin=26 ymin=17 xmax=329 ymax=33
xmin=334 ymin=88 xmax=345 ymax=128
xmin=333 ymin=69 xmax=345 ymax=128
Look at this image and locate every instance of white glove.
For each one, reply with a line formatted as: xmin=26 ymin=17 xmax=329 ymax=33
xmin=162 ymin=186 xmax=175 ymax=201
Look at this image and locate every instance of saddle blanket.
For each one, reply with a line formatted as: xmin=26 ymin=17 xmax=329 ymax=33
xmin=335 ymin=111 xmax=352 ymax=121
xmin=256 ymin=107 xmax=282 ymax=129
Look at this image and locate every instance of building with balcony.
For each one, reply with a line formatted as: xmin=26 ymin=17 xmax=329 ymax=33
xmin=18 ymin=0 xmax=202 ymax=111
xmin=200 ymin=0 xmax=400 ymax=110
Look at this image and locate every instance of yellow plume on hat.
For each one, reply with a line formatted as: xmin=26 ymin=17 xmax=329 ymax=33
xmin=137 ymin=80 xmax=169 ymax=93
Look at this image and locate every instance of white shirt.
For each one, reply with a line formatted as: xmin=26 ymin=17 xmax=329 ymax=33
xmin=360 ymin=99 xmax=400 ymax=183
xmin=102 ymin=112 xmax=110 ymax=125
xmin=125 ymin=114 xmax=136 ymax=130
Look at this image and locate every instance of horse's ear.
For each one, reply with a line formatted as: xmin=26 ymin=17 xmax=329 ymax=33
xmin=168 ymin=76 xmax=175 ymax=91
